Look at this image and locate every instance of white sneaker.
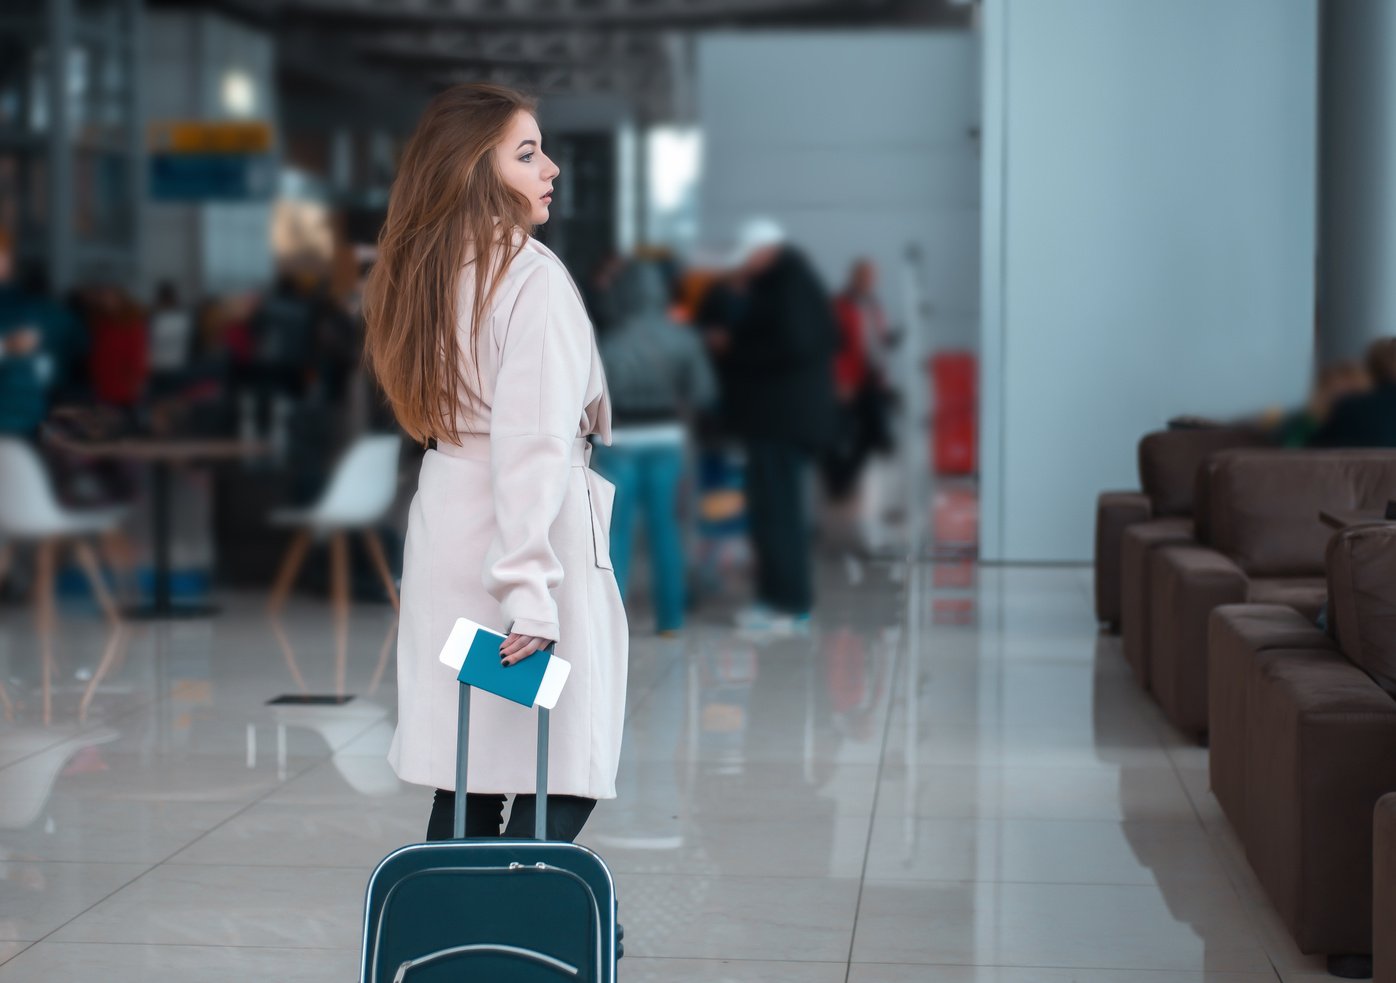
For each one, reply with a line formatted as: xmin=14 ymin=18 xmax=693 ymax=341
xmin=734 ymin=604 xmax=812 ymax=637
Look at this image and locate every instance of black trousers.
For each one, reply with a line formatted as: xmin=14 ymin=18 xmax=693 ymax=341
xmin=426 ymin=790 xmax=597 ymax=842
xmin=744 ymin=437 xmax=813 ymax=613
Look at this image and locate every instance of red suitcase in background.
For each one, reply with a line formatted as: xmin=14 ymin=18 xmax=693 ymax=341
xmin=928 ymin=352 xmax=977 ymax=476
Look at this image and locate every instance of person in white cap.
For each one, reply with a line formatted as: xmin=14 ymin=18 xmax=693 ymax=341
xmin=718 ymin=217 xmax=838 ymax=633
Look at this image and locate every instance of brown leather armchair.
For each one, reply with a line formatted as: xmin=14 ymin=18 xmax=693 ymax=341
xmin=1207 ymin=604 xmax=1340 ymax=836
xmin=1121 ymin=450 xmax=1235 ymax=690
xmin=1206 ymin=523 xmax=1396 ymax=975
xmin=1094 ymin=427 xmax=1262 ymax=631
xmin=1148 ymin=449 xmax=1396 ymax=737
xmin=1378 ymin=793 xmax=1396 ymax=983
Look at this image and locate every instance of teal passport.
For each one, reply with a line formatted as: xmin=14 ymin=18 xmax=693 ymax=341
xmin=438 ymin=617 xmax=571 ymax=709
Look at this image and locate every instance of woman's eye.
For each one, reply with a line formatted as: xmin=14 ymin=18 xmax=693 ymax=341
xmin=520 ymin=153 xmax=534 ymax=163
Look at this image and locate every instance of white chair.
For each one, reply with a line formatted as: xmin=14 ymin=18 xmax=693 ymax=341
xmin=266 ymin=434 xmax=402 ymax=693
xmin=267 ymin=433 xmax=402 ymax=609
xmin=0 ymin=437 xmax=127 ymax=724
xmin=260 ymin=700 xmax=402 ymax=795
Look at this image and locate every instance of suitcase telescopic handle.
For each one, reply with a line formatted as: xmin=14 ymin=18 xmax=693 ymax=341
xmin=453 ymin=681 xmax=549 ymax=840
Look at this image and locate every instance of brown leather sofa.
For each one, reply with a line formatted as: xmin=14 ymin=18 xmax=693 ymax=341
xmin=1378 ymin=794 xmax=1396 ymax=983
xmin=1120 ymin=448 xmax=1235 ymax=690
xmin=1094 ymin=427 xmax=1262 ymax=630
xmin=1147 ymin=449 xmax=1396 ymax=737
xmin=1207 ymin=523 xmax=1396 ymax=974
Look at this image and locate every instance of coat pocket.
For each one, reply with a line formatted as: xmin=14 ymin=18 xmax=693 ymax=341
xmin=587 ymin=474 xmax=616 ymax=571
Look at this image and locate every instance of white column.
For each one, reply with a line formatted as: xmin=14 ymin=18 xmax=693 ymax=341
xmin=979 ymin=0 xmax=1319 ymax=562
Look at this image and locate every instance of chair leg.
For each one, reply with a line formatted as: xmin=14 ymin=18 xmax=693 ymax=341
xmin=367 ymin=615 xmax=398 ymax=696
xmin=362 ymin=529 xmax=400 ymax=613
xmin=72 ymin=539 xmax=120 ymax=625
xmin=34 ymin=539 xmax=57 ymax=725
xmin=268 ymin=612 xmax=309 ymax=693
xmin=97 ymin=529 xmax=137 ymax=598
xmin=79 ymin=624 xmax=129 ymax=723
xmin=329 ymin=532 xmax=350 ymax=696
xmin=0 ymin=540 xmax=12 ymax=596
xmin=267 ymin=530 xmax=311 ymax=615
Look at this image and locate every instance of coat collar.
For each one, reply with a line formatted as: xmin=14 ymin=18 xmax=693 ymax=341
xmin=521 ymin=236 xmax=614 ymax=445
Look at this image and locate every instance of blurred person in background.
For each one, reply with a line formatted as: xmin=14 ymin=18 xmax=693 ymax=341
xmin=148 ymin=280 xmax=193 ymax=381
xmin=635 ymin=246 xmax=684 ymax=314
xmin=248 ymin=271 xmax=359 ymax=406
xmin=594 ymin=259 xmax=716 ymax=635
xmin=236 ymin=271 xmax=343 ymax=470
xmin=823 ymin=258 xmax=897 ymax=551
xmin=693 ymin=266 xmax=747 ymax=421
xmin=0 ymin=233 xmax=85 ymax=439
xmin=310 ymin=279 xmax=359 ymax=408
xmin=83 ymin=284 xmax=149 ymax=412
xmin=683 ymin=265 xmax=752 ymax=596
xmin=247 ymin=272 xmax=320 ymax=405
xmin=364 ymin=83 xmax=627 ymax=844
xmin=1266 ymin=358 xmax=1370 ymax=447
xmin=1310 ymin=337 xmax=1396 ymax=447
xmin=719 ymin=218 xmax=838 ymax=634
xmin=197 ymin=292 xmax=258 ymax=366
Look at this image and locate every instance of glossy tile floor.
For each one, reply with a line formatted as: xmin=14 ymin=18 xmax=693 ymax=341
xmin=0 ymin=560 xmax=1341 ymax=981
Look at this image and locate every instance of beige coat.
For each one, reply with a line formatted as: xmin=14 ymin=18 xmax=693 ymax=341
xmin=387 ymin=235 xmax=628 ymax=799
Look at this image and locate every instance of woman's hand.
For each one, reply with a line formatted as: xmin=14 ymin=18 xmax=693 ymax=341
xmin=500 ymin=633 xmax=552 ymax=667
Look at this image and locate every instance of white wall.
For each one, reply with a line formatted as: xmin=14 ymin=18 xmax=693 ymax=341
xmin=1318 ymin=0 xmax=1396 ymax=361
xmin=980 ymin=0 xmax=1318 ymax=562
xmin=697 ymin=31 xmax=980 ymax=351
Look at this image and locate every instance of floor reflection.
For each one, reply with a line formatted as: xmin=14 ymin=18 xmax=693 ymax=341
xmin=0 ymin=564 xmax=1320 ymax=980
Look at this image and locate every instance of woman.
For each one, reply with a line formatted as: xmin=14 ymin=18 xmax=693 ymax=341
xmin=364 ymin=84 xmax=627 ymax=843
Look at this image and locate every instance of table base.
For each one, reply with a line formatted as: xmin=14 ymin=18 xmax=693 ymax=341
xmin=123 ymin=602 xmax=221 ymax=620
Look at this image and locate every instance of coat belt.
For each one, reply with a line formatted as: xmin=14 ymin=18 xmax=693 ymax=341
xmin=432 ymin=433 xmax=593 ymax=467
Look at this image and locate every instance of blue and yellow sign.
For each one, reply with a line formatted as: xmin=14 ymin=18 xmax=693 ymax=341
xmin=148 ymin=120 xmax=277 ymax=201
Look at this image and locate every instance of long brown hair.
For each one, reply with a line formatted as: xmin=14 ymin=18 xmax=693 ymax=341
xmin=363 ymin=83 xmax=537 ymax=444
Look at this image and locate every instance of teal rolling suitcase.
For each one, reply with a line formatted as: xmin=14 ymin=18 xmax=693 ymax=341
xmin=360 ymin=681 xmax=621 ymax=982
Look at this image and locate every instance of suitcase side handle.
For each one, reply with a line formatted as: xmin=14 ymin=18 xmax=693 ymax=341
xmin=454 ymin=681 xmax=550 ymax=840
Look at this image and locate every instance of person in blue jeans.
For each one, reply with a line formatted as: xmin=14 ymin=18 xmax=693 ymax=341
xmin=593 ymin=260 xmax=716 ymax=634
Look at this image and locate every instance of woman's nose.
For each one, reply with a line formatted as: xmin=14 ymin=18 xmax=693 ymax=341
xmin=543 ymin=155 xmax=560 ymax=181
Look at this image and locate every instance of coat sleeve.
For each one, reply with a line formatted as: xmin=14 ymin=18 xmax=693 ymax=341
xmin=483 ymin=261 xmax=592 ymax=642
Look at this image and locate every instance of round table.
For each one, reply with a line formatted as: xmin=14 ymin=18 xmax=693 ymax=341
xmin=47 ymin=435 xmax=269 ymax=619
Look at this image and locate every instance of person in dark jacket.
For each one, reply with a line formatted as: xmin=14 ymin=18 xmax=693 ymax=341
xmin=692 ymin=271 xmax=747 ymax=440
xmin=719 ymin=218 xmax=838 ymax=632
xmin=1310 ymin=337 xmax=1396 ymax=448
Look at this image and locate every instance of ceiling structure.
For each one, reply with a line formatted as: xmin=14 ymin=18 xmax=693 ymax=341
xmin=277 ymin=0 xmax=965 ymax=28
xmin=186 ymin=0 xmax=973 ymax=122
